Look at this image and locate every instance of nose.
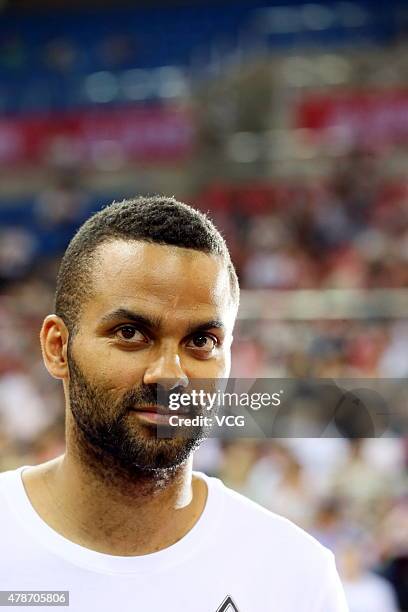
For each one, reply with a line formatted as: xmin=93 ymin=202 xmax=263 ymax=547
xmin=143 ymin=350 xmax=189 ymax=391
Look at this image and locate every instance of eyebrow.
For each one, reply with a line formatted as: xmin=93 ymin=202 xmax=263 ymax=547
xmin=98 ymin=308 xmax=225 ymax=335
xmin=185 ymin=319 xmax=225 ymax=335
xmin=99 ymin=308 xmax=161 ymax=330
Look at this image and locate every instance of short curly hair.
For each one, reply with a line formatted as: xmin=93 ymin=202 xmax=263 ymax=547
xmin=54 ymin=195 xmax=239 ymax=335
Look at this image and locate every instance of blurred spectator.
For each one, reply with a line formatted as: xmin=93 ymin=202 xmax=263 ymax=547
xmin=244 ymin=442 xmax=317 ymax=528
xmin=35 ymin=170 xmax=89 ymax=231
xmin=330 ymin=440 xmax=395 ymax=526
xmin=0 ymin=227 xmax=37 ymax=283
xmin=337 ymin=536 xmax=399 ymax=612
xmin=0 ymin=368 xmax=54 ymax=444
xmin=217 ymin=440 xmax=259 ymax=492
xmin=378 ymin=499 xmax=408 ymax=611
xmin=310 ymin=497 xmax=349 ymax=551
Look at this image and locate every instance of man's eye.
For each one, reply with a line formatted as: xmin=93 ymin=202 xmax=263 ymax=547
xmin=187 ymin=334 xmax=217 ymax=351
xmin=115 ymin=326 xmax=147 ymax=342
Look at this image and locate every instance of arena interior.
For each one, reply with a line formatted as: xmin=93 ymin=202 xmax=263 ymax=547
xmin=0 ymin=1 xmax=407 ymax=610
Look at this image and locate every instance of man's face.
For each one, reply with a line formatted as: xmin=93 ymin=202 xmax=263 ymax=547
xmin=66 ymin=240 xmax=237 ymax=473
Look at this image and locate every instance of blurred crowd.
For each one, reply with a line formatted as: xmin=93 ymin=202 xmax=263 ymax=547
xmin=200 ymin=152 xmax=408 ymax=292
xmin=195 ymin=437 xmax=408 ymax=612
xmin=0 ymin=163 xmax=407 ymax=610
xmin=1 ymin=149 xmax=408 ymax=288
xmin=1 ymin=2 xmax=408 ymax=610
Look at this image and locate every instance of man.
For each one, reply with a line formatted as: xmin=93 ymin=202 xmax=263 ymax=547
xmin=0 ymin=197 xmax=348 ymax=611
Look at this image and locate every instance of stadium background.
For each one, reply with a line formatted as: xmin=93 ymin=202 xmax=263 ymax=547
xmin=0 ymin=1 xmax=407 ymax=610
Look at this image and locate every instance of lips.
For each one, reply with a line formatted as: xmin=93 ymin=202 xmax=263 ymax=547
xmin=130 ymin=405 xmax=194 ymax=416
xmin=131 ymin=406 xmax=172 ymax=426
xmin=131 ymin=405 xmax=172 ymax=414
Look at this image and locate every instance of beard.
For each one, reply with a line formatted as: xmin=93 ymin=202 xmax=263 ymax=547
xmin=67 ymin=351 xmax=205 ymax=475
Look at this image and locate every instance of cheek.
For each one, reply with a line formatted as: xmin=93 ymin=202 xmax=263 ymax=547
xmin=186 ymin=352 xmax=231 ymax=380
xmin=80 ymin=346 xmax=146 ymax=392
xmin=100 ymin=360 xmax=146 ymax=393
xmin=216 ymin=354 xmax=231 ymax=379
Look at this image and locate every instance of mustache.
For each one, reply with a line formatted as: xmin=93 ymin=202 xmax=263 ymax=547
xmin=119 ymin=383 xmax=185 ymax=412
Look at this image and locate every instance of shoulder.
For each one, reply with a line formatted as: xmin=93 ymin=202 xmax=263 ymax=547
xmin=198 ymin=471 xmax=334 ymax=570
xmin=0 ymin=465 xmax=20 ymax=488
xmin=0 ymin=466 xmax=25 ymax=527
xmin=0 ymin=465 xmax=27 ymax=499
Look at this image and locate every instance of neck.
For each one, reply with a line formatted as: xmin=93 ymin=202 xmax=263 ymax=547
xmin=23 ymin=422 xmax=207 ymax=556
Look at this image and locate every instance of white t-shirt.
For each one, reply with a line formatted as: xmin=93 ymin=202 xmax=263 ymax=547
xmin=0 ymin=466 xmax=348 ymax=611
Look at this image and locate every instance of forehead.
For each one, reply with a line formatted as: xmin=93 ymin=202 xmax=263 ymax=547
xmin=84 ymin=240 xmax=234 ymax=323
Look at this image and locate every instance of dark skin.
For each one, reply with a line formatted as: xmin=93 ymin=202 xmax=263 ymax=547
xmin=22 ymin=240 xmax=237 ymax=556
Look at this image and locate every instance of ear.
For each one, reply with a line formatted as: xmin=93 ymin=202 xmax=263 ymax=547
xmin=40 ymin=315 xmax=70 ymax=380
